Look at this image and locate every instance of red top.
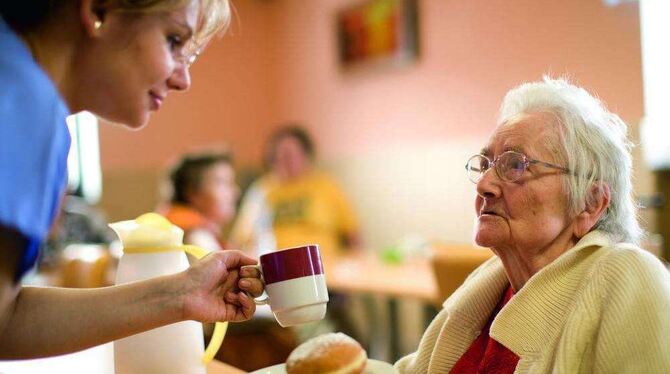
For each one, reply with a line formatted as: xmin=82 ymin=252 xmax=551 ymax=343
xmin=450 ymin=286 xmax=519 ymax=374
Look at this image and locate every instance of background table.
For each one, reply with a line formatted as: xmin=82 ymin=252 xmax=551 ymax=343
xmin=324 ymin=251 xmax=439 ymax=361
xmin=326 ymin=252 xmax=438 ymax=303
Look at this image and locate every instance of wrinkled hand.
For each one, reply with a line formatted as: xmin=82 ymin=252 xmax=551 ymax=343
xmin=180 ymin=250 xmax=263 ymax=323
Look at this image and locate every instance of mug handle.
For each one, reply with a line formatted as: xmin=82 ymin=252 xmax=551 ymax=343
xmin=240 ymin=264 xmax=269 ymax=305
xmin=181 ymin=245 xmax=228 ymax=364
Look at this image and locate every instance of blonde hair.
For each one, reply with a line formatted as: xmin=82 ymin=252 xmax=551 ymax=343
xmin=95 ymin=0 xmax=231 ymax=45
xmin=1 ymin=0 xmax=230 ymax=43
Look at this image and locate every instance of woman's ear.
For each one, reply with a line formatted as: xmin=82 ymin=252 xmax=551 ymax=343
xmin=79 ymin=0 xmax=104 ymax=37
xmin=574 ymin=182 xmax=611 ymax=238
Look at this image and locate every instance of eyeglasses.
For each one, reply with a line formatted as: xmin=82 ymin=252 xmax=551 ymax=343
xmin=465 ymin=151 xmax=570 ymax=184
xmin=174 ymin=46 xmax=202 ymax=68
xmin=173 ymin=38 xmax=208 ymax=68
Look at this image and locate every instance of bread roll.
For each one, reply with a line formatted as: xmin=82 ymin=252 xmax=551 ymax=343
xmin=286 ymin=332 xmax=367 ymax=374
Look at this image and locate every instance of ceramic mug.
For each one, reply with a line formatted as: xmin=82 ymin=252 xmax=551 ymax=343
xmin=244 ymin=244 xmax=328 ymax=327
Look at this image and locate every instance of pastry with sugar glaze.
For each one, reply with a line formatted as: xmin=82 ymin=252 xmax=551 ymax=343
xmin=286 ymin=332 xmax=367 ymax=374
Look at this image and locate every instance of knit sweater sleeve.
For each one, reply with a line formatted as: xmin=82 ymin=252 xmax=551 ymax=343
xmin=593 ymin=247 xmax=670 ymax=373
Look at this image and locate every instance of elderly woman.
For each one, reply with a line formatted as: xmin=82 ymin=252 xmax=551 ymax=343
xmin=396 ymin=78 xmax=670 ymax=373
xmin=0 ymin=0 xmax=262 ymax=359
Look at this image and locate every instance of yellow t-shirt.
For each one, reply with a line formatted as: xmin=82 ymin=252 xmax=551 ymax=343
xmin=265 ymin=171 xmax=358 ymax=264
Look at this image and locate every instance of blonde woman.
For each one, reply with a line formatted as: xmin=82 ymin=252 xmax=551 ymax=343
xmin=0 ymin=0 xmax=262 ymax=359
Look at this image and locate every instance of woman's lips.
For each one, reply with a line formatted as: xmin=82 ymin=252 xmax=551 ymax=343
xmin=479 ymin=209 xmax=502 ymax=218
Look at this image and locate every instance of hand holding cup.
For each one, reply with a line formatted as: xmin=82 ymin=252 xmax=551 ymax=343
xmin=181 ymin=250 xmax=263 ymax=323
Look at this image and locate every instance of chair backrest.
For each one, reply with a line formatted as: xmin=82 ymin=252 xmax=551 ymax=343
xmin=60 ymin=244 xmax=112 ymax=288
xmin=430 ymin=243 xmax=494 ymax=305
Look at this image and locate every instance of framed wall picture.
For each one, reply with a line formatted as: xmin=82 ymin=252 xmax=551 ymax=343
xmin=337 ymin=0 xmax=419 ymax=71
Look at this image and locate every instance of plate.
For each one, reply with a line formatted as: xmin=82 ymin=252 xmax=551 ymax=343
xmin=250 ymin=359 xmax=397 ymax=373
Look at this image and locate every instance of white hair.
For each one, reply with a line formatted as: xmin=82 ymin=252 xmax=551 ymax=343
xmin=498 ymin=77 xmax=642 ymax=244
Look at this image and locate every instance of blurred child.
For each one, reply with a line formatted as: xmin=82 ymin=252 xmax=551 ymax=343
xmin=159 ymin=150 xmax=238 ymax=252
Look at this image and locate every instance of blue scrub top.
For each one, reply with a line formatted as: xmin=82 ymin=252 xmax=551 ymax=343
xmin=0 ymin=17 xmax=71 ymax=280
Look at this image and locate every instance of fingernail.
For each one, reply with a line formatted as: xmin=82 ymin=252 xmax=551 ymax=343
xmin=240 ymin=280 xmax=250 ymax=288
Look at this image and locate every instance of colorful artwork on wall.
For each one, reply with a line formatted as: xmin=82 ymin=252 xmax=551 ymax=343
xmin=337 ymin=0 xmax=419 ymax=71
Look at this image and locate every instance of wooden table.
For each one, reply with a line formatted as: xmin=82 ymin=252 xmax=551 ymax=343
xmin=325 ymin=252 xmax=438 ymax=303
xmin=323 ymin=251 xmax=439 ymax=361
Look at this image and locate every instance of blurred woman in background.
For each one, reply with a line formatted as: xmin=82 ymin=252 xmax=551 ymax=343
xmin=231 ymin=125 xmax=361 ymax=262
xmin=231 ymin=124 xmax=365 ymax=345
xmin=0 ymin=0 xmax=263 ymax=359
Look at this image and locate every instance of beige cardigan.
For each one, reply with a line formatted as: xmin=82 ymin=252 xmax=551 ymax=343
xmin=395 ymin=231 xmax=670 ymax=373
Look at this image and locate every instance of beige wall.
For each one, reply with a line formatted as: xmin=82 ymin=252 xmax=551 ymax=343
xmin=98 ymin=0 xmax=652 ymax=248
xmin=264 ymin=0 xmax=642 ymax=153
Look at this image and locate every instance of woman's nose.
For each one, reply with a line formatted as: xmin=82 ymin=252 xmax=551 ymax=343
xmin=476 ymin=167 xmax=502 ymax=199
xmin=168 ymin=64 xmax=191 ymax=91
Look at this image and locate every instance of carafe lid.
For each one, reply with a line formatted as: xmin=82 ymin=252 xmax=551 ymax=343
xmin=109 ymin=213 xmax=183 ymax=249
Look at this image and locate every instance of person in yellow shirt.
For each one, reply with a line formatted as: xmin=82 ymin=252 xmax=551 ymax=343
xmin=231 ymin=125 xmax=363 ymax=344
xmin=232 ymin=125 xmax=361 ymax=264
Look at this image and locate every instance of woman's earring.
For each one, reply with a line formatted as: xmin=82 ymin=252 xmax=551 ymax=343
xmin=94 ymin=20 xmax=102 ymax=30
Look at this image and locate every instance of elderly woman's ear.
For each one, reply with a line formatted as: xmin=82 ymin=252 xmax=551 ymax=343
xmin=574 ymin=183 xmax=611 ymax=238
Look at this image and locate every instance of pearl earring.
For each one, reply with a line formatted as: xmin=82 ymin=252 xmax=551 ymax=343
xmin=94 ymin=20 xmax=102 ymax=30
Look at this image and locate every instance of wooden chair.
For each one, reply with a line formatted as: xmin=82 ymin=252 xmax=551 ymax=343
xmin=60 ymin=244 xmax=113 ymax=288
xmin=430 ymin=243 xmax=494 ymax=306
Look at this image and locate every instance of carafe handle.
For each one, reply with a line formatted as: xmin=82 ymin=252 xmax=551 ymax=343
xmin=181 ymin=245 xmax=228 ymax=364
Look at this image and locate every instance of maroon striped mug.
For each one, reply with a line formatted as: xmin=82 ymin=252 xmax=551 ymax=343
xmin=244 ymin=244 xmax=329 ymax=327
